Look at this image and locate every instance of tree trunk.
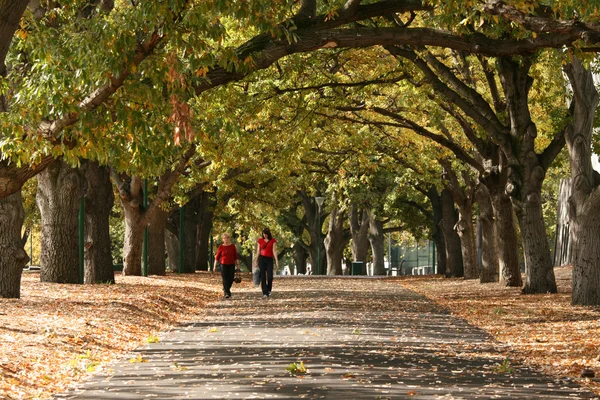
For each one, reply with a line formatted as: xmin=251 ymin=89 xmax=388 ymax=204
xmin=165 ymin=229 xmax=179 ymax=272
xmin=299 ymin=191 xmax=326 ymax=275
xmin=427 ymin=186 xmax=446 ymax=276
xmin=563 ymin=58 xmax=600 ymax=305
xmin=455 ymin=202 xmax=477 ymax=279
xmin=37 ymin=160 xmax=85 ymax=283
xmin=440 ymin=189 xmax=463 ymax=277
xmin=0 ymin=191 xmax=29 ymax=298
xmin=147 ymin=207 xmax=168 ymax=276
xmin=516 ymin=195 xmax=557 ymax=294
xmin=194 ymin=192 xmax=215 ymax=272
xmin=498 ymin=57 xmax=557 ymax=294
xmin=84 ymin=162 xmax=115 ymax=284
xmin=553 ymin=178 xmax=572 ymax=267
xmin=350 ymin=204 xmax=369 ymax=262
xmin=367 ymin=210 xmax=386 ymax=276
xmin=324 ymin=203 xmax=349 ymax=275
xmin=475 ymin=185 xmax=499 ymax=283
xmin=180 ymin=203 xmax=199 ymax=273
xmin=484 ymin=172 xmax=522 ymax=286
xmin=293 ymin=242 xmax=308 ymax=274
xmin=122 ymin=205 xmax=144 ymax=276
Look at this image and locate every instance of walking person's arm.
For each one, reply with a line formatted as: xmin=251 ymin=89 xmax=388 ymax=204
xmin=272 ymin=242 xmax=279 ymax=271
xmin=253 ymin=242 xmax=260 ymax=268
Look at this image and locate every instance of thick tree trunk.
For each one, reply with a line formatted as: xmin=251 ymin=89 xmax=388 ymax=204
xmin=441 ymin=163 xmax=478 ymax=280
xmin=84 ymin=162 xmax=115 ymax=284
xmin=37 ymin=160 xmax=85 ymax=283
xmin=498 ymin=57 xmax=557 ymax=294
xmin=165 ymin=229 xmax=179 ymax=272
xmin=553 ymin=178 xmax=573 ymax=267
xmin=293 ymin=242 xmax=308 ymax=274
xmin=440 ymin=189 xmax=463 ymax=277
xmin=427 ymin=186 xmax=446 ymax=276
xmin=147 ymin=207 xmax=168 ymax=276
xmin=563 ymin=59 xmax=600 ymax=305
xmin=324 ymin=204 xmax=349 ymax=275
xmin=181 ymin=203 xmax=198 ymax=273
xmin=299 ymin=191 xmax=326 ymax=275
xmin=350 ymin=204 xmax=369 ymax=262
xmin=455 ymin=203 xmax=478 ymax=279
xmin=475 ymin=185 xmax=499 ymax=283
xmin=0 ymin=191 xmax=29 ymax=298
xmin=122 ymin=206 xmax=144 ymax=276
xmin=194 ymin=192 xmax=215 ymax=272
xmin=367 ymin=210 xmax=386 ymax=276
xmin=516 ymin=196 xmax=557 ymax=294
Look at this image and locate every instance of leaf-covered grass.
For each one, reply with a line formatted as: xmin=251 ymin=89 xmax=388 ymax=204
xmin=0 ymin=271 xmax=222 ymax=399
xmin=400 ymin=265 xmax=600 ymax=396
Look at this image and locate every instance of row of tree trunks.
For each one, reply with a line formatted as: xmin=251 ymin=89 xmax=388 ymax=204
xmin=563 ymin=58 xmax=600 ymax=306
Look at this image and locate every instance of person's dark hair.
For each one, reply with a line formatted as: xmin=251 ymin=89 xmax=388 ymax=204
xmin=262 ymin=227 xmax=273 ymax=240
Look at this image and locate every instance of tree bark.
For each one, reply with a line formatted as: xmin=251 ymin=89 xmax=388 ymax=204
xmin=122 ymin=202 xmax=144 ymax=276
xmin=440 ymin=161 xmax=478 ymax=279
xmin=147 ymin=207 xmax=168 ymax=276
xmin=481 ymin=162 xmax=522 ymax=286
xmin=553 ymin=178 xmax=572 ymax=267
xmin=36 ymin=160 xmax=85 ymax=283
xmin=426 ymin=186 xmax=446 ymax=276
xmin=439 ymin=189 xmax=464 ymax=277
xmin=324 ymin=203 xmax=349 ymax=275
xmin=350 ymin=204 xmax=369 ymax=262
xmin=475 ymin=185 xmax=499 ymax=283
xmin=563 ymin=58 xmax=600 ymax=305
xmin=293 ymin=242 xmax=308 ymax=274
xmin=194 ymin=191 xmax=215 ymax=272
xmin=165 ymin=229 xmax=179 ymax=272
xmin=367 ymin=210 xmax=386 ymax=276
xmin=84 ymin=161 xmax=114 ymax=284
xmin=181 ymin=201 xmax=199 ymax=273
xmin=299 ymin=191 xmax=326 ymax=275
xmin=498 ymin=57 xmax=557 ymax=294
xmin=0 ymin=191 xmax=29 ymax=298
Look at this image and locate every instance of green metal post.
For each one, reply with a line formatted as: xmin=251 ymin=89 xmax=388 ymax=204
xmin=317 ymin=213 xmax=321 ymax=275
xmin=178 ymin=206 xmax=184 ymax=274
xmin=78 ymin=196 xmax=85 ymax=284
xmin=142 ymin=179 xmax=148 ymax=277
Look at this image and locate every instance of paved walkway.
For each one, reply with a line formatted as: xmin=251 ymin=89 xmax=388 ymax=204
xmin=56 ymin=278 xmax=597 ymax=399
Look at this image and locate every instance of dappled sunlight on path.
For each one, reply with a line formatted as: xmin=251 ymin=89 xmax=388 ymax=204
xmin=56 ymin=278 xmax=596 ymax=399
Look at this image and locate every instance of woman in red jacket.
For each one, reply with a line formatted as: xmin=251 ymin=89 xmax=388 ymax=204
xmin=213 ymin=232 xmax=240 ymax=299
xmin=253 ymin=227 xmax=279 ymax=298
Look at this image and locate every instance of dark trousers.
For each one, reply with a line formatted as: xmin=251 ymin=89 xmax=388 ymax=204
xmin=221 ymin=264 xmax=235 ymax=296
xmin=258 ymin=255 xmax=274 ymax=295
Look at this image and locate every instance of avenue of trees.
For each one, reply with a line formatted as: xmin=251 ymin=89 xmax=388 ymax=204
xmin=0 ymin=1 xmax=599 ymax=306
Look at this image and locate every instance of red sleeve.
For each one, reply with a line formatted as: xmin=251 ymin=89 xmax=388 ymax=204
xmin=215 ymin=245 xmax=221 ymax=260
xmin=234 ymin=246 xmax=239 ymax=260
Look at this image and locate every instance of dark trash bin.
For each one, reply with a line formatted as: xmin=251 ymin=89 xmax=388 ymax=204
xmin=351 ymin=262 xmax=363 ymax=276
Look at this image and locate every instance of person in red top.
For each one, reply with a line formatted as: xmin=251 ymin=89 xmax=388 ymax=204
xmin=213 ymin=232 xmax=240 ymax=299
xmin=253 ymin=227 xmax=279 ymax=298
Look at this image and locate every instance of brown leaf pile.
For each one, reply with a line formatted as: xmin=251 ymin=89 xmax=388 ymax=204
xmin=0 ymin=271 xmax=223 ymax=399
xmin=400 ymin=265 xmax=600 ymax=396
